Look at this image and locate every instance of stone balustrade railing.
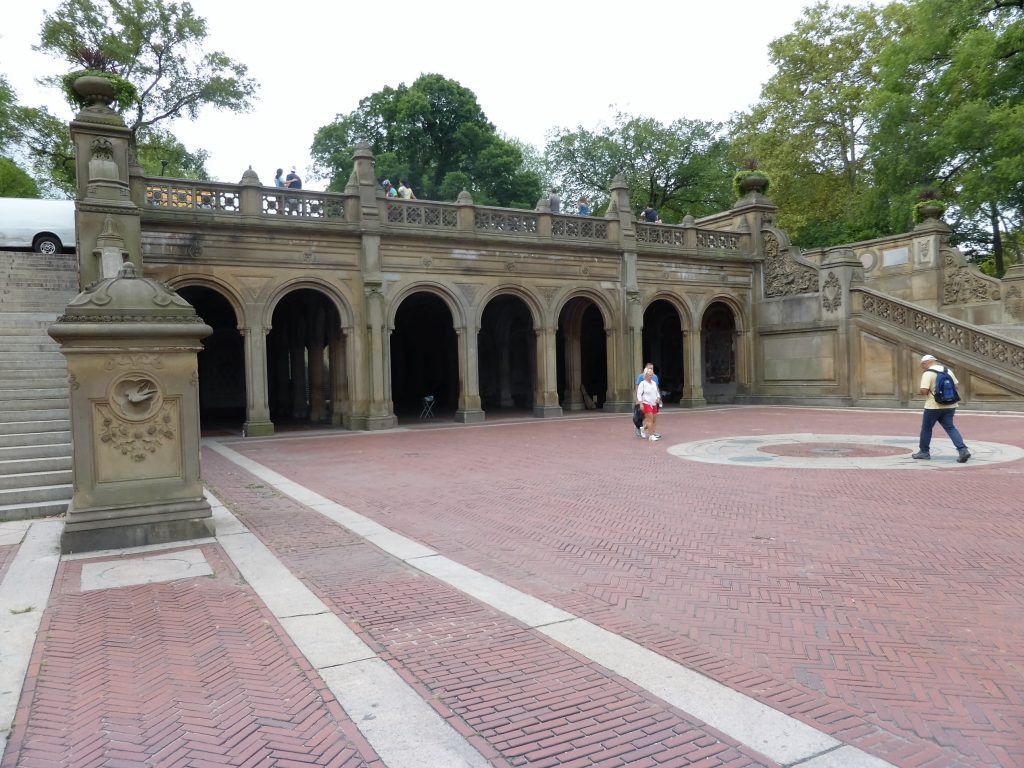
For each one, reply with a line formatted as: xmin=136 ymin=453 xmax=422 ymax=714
xmin=853 ymin=287 xmax=1024 ymax=376
xmin=136 ymin=176 xmax=746 ymax=253
xmin=144 ymin=180 xmax=244 ymax=213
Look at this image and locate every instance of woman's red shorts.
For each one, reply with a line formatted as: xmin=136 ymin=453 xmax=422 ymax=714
xmin=642 ymin=403 xmax=658 ymax=415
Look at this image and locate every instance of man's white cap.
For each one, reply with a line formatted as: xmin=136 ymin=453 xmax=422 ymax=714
xmin=921 ymin=354 xmax=938 ymax=363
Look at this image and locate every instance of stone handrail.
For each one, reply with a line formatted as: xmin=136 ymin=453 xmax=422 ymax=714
xmin=474 ymin=208 xmax=539 ymax=234
xmin=636 ymin=222 xmax=744 ymax=252
xmin=853 ymin=287 xmax=1024 ymax=377
xmin=551 ymin=214 xmax=609 ymax=240
xmin=136 ymin=175 xmax=748 ymax=255
xmin=144 ymin=180 xmax=244 ymax=213
xmin=260 ymin=189 xmax=343 ymax=220
xmin=386 ymin=199 xmax=458 ymax=228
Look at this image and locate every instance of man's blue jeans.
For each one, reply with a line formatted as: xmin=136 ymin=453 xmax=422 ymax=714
xmin=919 ymin=408 xmax=966 ymax=453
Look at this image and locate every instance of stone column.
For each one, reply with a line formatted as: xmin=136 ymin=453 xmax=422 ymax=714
xmin=308 ymin=306 xmax=327 ymax=422
xmin=563 ymin=317 xmax=584 ymax=411
xmin=330 ymin=329 xmax=349 ymax=427
xmin=820 ymin=248 xmax=865 ymax=403
xmin=534 ymin=327 xmax=562 ymax=417
xmin=48 ymin=263 xmax=212 ymax=553
xmin=680 ymin=328 xmax=706 ymax=406
xmin=455 ymin=323 xmax=485 ymax=423
xmin=607 ymin=172 xmax=640 ymax=413
xmin=289 ymin=318 xmax=308 ymax=420
xmin=68 ymin=76 xmax=141 ymax=290
xmin=241 ymin=316 xmax=274 ymax=437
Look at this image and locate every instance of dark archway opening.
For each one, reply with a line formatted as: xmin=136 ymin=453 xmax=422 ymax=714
xmin=178 ymin=286 xmax=245 ymax=432
xmin=642 ymin=300 xmax=684 ymax=404
xmin=267 ymin=289 xmax=341 ymax=426
xmin=702 ymin=301 xmax=737 ymax=404
xmin=556 ymin=298 xmax=607 ymax=410
xmin=391 ymin=292 xmax=458 ymax=419
xmin=479 ymin=295 xmax=535 ymax=414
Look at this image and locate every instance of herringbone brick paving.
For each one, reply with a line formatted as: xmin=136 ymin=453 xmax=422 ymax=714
xmin=3 ymin=544 xmax=383 ymax=768
xmin=202 ymin=449 xmax=779 ymax=768
xmin=221 ymin=406 xmax=1024 ymax=768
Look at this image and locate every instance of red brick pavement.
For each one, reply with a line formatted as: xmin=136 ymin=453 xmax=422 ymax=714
xmin=221 ymin=406 xmax=1024 ymax=768
xmin=203 ymin=449 xmax=779 ymax=768
xmin=3 ymin=543 xmax=384 ymax=768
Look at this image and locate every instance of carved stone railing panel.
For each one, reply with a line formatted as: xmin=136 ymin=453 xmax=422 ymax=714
xmin=474 ymin=210 xmax=538 ymax=234
xmin=857 ymin=288 xmax=1024 ymax=374
xmin=551 ymin=215 xmax=609 ymax=240
xmin=763 ymin=230 xmax=818 ymax=297
xmin=635 ymin=224 xmax=684 ymax=246
xmin=942 ymin=249 xmax=1001 ymax=304
xmin=260 ymin=191 xmax=340 ymax=220
xmin=145 ymin=182 xmax=241 ymax=213
xmin=696 ymin=230 xmax=741 ymax=250
xmin=386 ymin=201 xmax=458 ymax=228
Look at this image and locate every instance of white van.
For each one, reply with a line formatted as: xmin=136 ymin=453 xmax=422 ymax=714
xmin=0 ymin=198 xmax=76 ymax=255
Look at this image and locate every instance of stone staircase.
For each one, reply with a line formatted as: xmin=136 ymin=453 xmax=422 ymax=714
xmin=0 ymin=251 xmax=78 ymax=521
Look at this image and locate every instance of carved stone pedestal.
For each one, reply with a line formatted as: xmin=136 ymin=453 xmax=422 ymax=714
xmin=49 ymin=263 xmax=213 ymax=553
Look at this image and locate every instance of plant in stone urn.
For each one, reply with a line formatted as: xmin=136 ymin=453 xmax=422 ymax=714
xmin=61 ymin=69 xmax=139 ymax=112
xmin=912 ymin=186 xmax=947 ymax=224
xmin=733 ymin=158 xmax=771 ymax=198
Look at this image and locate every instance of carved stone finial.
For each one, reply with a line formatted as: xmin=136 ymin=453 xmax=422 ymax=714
xmin=681 ymin=214 xmax=696 ymax=228
xmin=456 ymin=189 xmax=474 ymax=205
xmin=609 ymin=172 xmax=628 ymax=191
xmin=240 ymin=166 xmax=260 ymax=186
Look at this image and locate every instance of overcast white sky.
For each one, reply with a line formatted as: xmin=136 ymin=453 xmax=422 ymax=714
xmin=2 ymin=0 xmax=836 ymax=191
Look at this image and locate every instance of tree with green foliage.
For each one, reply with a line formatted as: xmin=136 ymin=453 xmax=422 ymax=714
xmin=0 ymin=158 xmax=41 ymax=198
xmin=36 ymin=0 xmax=258 ymax=145
xmin=134 ymin=126 xmax=209 ymax=179
xmin=310 ymin=74 xmax=542 ymax=208
xmin=730 ymin=2 xmax=909 ymax=246
xmin=545 ymin=112 xmax=733 ymax=223
xmin=868 ymin=0 xmax=1023 ymax=274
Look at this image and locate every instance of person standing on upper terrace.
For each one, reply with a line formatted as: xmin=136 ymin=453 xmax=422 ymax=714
xmin=274 ymin=168 xmax=285 ymax=188
xmin=641 ymin=204 xmax=659 ymax=223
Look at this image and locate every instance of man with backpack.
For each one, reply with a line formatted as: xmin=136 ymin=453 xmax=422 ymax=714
xmin=913 ymin=354 xmax=970 ymax=462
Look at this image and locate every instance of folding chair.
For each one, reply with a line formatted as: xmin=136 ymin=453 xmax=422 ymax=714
xmin=420 ymin=395 xmax=435 ymax=420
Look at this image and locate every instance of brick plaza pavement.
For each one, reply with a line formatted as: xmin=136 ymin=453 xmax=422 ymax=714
xmin=2 ymin=405 xmax=1022 ymax=767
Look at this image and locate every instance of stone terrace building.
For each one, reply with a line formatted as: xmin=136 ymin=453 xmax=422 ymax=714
xmin=68 ymin=96 xmax=1024 ymax=438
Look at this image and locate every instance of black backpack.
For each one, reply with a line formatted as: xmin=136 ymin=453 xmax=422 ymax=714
xmin=933 ymin=366 xmax=961 ymax=405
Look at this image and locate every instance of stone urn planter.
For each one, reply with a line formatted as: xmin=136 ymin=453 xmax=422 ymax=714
xmin=72 ymin=74 xmax=117 ymax=107
xmin=737 ymin=172 xmax=770 ymax=196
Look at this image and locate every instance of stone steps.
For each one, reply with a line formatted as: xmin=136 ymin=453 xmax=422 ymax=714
xmin=0 ymin=468 xmax=71 ymax=490
xmin=0 ymin=499 xmax=68 ymax=522
xmin=0 ymin=251 xmax=76 ymax=520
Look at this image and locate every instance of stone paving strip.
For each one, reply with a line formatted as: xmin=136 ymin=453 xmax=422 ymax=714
xmin=668 ymin=433 xmax=1024 ymax=470
xmin=206 ymin=438 xmax=896 ymax=768
xmin=0 ymin=519 xmax=60 ymax=765
xmin=207 ymin=491 xmax=492 ymax=768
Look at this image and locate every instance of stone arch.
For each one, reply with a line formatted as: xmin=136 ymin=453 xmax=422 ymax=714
xmin=165 ymin=275 xmax=244 ymax=328
xmin=641 ymin=293 xmax=689 ymax=404
xmin=478 ymin=289 xmax=539 ymax=414
xmin=389 ymin=286 xmax=462 ymax=419
xmin=556 ymin=291 xmax=612 ymax=410
xmin=553 ymin=288 xmax=614 ymax=331
xmin=474 ymin=284 xmax=544 ymax=329
xmin=700 ymin=298 xmax=742 ymax=404
xmin=262 ymin=277 xmax=354 ymax=332
xmin=172 ymin=281 xmax=246 ymax=431
xmin=266 ymin=283 xmax=347 ymax=426
xmin=387 ymin=281 xmax=467 ymax=331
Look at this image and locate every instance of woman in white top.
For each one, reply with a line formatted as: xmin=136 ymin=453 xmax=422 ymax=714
xmin=636 ymin=368 xmax=662 ymax=441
